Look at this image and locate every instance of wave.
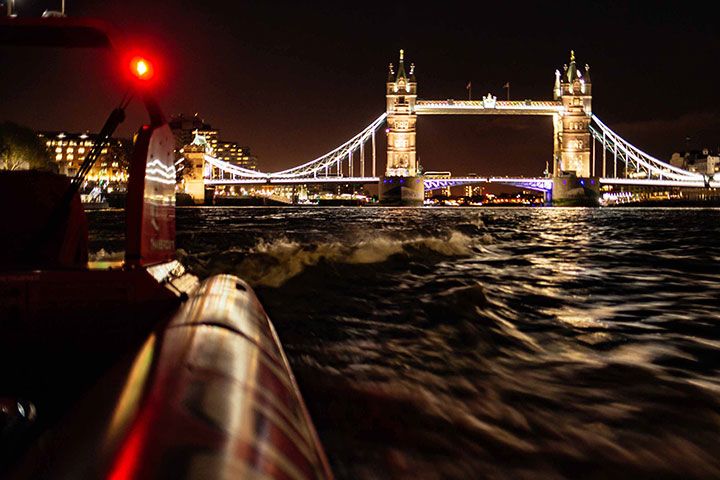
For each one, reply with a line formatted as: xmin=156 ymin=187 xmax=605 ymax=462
xmin=229 ymin=231 xmax=477 ymax=288
xmin=89 ymin=248 xmax=124 ymax=261
xmin=88 ymin=231 xmax=483 ymax=289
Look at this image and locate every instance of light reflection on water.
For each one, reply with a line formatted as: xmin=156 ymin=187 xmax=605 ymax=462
xmin=88 ymin=207 xmax=720 ymax=479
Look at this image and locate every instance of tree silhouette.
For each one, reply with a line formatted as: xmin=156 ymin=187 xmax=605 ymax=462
xmin=0 ymin=122 xmax=56 ymax=172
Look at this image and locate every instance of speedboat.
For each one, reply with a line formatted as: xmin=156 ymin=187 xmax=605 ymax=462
xmin=0 ymin=17 xmax=332 ymax=479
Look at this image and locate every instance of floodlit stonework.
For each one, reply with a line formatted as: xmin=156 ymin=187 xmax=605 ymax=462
xmin=554 ymin=50 xmax=593 ymax=178
xmin=385 ymin=50 xmax=418 ymax=177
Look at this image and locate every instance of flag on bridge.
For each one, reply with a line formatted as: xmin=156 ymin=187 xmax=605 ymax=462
xmin=466 ymin=81 xmax=472 ymax=90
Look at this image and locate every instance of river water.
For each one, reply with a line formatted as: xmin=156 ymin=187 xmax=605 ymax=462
xmin=89 ymin=207 xmax=720 ymax=479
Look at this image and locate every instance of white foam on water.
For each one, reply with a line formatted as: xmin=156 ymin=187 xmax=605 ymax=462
xmin=89 ymin=248 xmax=124 ymax=261
xmin=242 ymin=231 xmax=476 ymax=287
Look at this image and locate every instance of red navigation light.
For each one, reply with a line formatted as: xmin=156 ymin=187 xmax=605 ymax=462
xmin=129 ymin=56 xmax=154 ymax=82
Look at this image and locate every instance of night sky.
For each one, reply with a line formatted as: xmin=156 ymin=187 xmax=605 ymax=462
xmin=2 ymin=1 xmax=720 ymax=176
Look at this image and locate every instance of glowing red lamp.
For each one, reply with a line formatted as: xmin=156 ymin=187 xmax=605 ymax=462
xmin=129 ymin=56 xmax=154 ymax=82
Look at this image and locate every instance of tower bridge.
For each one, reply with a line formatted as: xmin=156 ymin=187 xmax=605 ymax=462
xmin=181 ymin=50 xmax=719 ymax=205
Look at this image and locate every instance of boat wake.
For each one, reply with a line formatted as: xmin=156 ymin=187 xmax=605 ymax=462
xmin=89 ymin=248 xmax=124 ymax=261
xmin=184 ymin=231 xmax=478 ymax=288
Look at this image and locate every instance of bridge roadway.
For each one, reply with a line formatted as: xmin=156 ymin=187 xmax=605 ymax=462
xmin=599 ymin=178 xmax=720 ymax=189
xmin=206 ymin=176 xmax=555 ymax=192
xmin=423 ymin=177 xmax=720 ymax=191
xmin=205 ymin=176 xmax=381 ymax=186
xmin=206 ymin=175 xmax=720 ymax=191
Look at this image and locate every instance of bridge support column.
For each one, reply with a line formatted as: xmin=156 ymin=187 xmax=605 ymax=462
xmin=554 ymin=51 xmax=593 ymax=179
xmin=182 ymin=151 xmax=209 ymax=204
xmin=379 ymin=175 xmax=425 ymax=206
xmin=552 ymin=175 xmax=600 ymax=206
xmin=381 ymin=49 xmax=421 ymax=206
xmin=184 ymin=179 xmax=206 ymax=204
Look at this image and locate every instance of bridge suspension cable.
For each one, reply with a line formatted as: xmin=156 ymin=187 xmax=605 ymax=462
xmin=186 ymin=113 xmax=387 ymax=183
xmin=590 ymin=115 xmax=704 ymax=182
xmin=203 ymin=155 xmax=268 ymax=178
xmin=196 ymin=113 xmax=387 ymax=182
xmin=270 ymin=113 xmax=387 ymax=178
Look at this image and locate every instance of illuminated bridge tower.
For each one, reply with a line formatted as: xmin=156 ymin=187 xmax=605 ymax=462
xmin=554 ymin=50 xmax=593 ymax=178
xmin=379 ymin=49 xmax=424 ymax=205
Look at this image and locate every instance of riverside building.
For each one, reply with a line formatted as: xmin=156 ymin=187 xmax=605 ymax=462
xmin=38 ymin=131 xmax=130 ymax=183
xmin=169 ymin=113 xmax=218 ymax=158
xmin=215 ymin=141 xmax=258 ymax=171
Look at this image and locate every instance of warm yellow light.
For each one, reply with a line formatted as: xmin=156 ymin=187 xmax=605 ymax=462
xmin=136 ymin=60 xmax=148 ymax=76
xmin=129 ymin=56 xmax=155 ymax=82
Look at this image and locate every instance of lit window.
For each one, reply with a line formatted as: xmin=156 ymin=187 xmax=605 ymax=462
xmin=101 ymin=149 xmax=107 ymax=154
xmin=55 ymin=154 xmax=62 ymax=160
xmin=55 ymin=147 xmax=62 ymax=153
xmin=67 ymin=148 xmax=74 ymax=153
xmin=78 ymin=147 xmax=85 ymax=154
xmin=67 ymin=154 xmax=74 ymax=160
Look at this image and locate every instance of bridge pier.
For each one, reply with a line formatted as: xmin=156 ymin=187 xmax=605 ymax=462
xmin=552 ymin=175 xmax=600 ymax=206
xmin=544 ymin=189 xmax=552 ymax=206
xmin=182 ymin=150 xmax=215 ymax=205
xmin=182 ymin=151 xmax=209 ymax=204
xmin=379 ymin=175 xmax=425 ymax=206
xmin=183 ymin=179 xmax=207 ymax=204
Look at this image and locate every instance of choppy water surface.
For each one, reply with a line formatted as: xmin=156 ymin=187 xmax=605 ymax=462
xmin=89 ymin=207 xmax=720 ymax=479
